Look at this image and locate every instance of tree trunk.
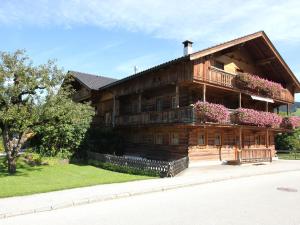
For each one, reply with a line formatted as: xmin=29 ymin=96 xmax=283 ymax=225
xmin=7 ymin=157 xmax=17 ymax=174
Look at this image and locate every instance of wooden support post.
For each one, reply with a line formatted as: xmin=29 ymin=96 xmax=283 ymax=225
xmin=266 ymin=102 xmax=269 ymax=112
xmin=175 ymin=85 xmax=180 ymax=108
xmin=112 ymin=94 xmax=116 ymax=127
xmin=138 ymin=94 xmax=142 ymax=113
xmin=238 ymin=128 xmax=242 ymax=162
xmin=203 ymin=84 xmax=206 ymax=102
xmin=276 ymin=106 xmax=279 ymax=114
xmin=238 ymin=92 xmax=242 ymax=108
xmin=266 ymin=129 xmax=269 ymax=148
xmin=287 ymin=104 xmax=290 ymax=115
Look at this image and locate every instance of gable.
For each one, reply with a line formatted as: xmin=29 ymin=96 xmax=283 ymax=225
xmin=190 ymin=31 xmax=300 ymax=92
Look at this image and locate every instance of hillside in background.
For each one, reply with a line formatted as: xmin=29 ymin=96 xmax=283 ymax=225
xmin=279 ymin=102 xmax=300 ymax=116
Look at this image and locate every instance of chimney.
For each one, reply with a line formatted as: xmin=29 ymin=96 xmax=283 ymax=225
xmin=182 ymin=40 xmax=193 ymax=56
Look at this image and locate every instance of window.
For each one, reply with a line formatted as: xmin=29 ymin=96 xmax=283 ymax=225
xmin=155 ymin=133 xmax=163 ymax=145
xmin=255 ymin=135 xmax=260 ymax=145
xmin=171 ymin=96 xmax=177 ymax=109
xmin=214 ymin=133 xmax=221 ymax=145
xmin=214 ymin=61 xmax=224 ymax=70
xmin=198 ymin=132 xmax=205 ymax=145
xmin=105 ymin=112 xmax=111 ymax=125
xmin=132 ymin=134 xmax=139 ymax=143
xmin=170 ymin=133 xmax=179 ymax=145
xmin=156 ymin=98 xmax=163 ymax=112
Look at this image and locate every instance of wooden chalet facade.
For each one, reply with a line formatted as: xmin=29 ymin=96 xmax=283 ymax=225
xmin=68 ymin=31 xmax=300 ymax=163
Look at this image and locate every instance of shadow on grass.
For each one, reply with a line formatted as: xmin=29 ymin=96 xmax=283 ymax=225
xmin=0 ymin=160 xmax=43 ymax=177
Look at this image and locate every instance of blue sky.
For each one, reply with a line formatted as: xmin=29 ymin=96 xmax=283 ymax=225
xmin=0 ymin=0 xmax=300 ymax=100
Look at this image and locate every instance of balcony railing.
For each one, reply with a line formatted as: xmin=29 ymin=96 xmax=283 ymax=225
xmin=203 ymin=67 xmax=294 ymax=103
xmin=116 ymin=106 xmax=195 ymax=126
xmin=113 ymin=106 xmax=291 ymax=129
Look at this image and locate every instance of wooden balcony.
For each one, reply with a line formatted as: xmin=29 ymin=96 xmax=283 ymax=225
xmin=114 ymin=106 xmax=286 ymax=128
xmin=116 ymin=106 xmax=195 ymax=126
xmin=200 ymin=67 xmax=294 ymax=103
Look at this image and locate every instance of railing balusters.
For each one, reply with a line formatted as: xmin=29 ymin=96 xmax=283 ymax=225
xmin=207 ymin=66 xmax=293 ymax=102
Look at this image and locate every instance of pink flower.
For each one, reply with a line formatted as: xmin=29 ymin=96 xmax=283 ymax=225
xmin=236 ymin=73 xmax=283 ymax=98
xmin=194 ymin=101 xmax=229 ymax=123
xmin=234 ymin=108 xmax=282 ymax=128
xmin=281 ymin=116 xmax=300 ymax=129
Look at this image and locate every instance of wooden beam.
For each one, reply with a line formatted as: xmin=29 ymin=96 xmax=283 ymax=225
xmin=239 ymin=92 xmax=242 ymax=108
xmin=266 ymin=102 xmax=269 ymax=112
xmin=138 ymin=94 xmax=142 ymax=113
xmin=239 ymin=128 xmax=242 ymax=150
xmin=175 ymin=85 xmax=180 ymax=108
xmin=255 ymin=56 xmax=276 ymax=66
xmin=266 ymin=129 xmax=269 ymax=148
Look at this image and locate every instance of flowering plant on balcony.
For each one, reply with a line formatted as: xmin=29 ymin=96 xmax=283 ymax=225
xmin=281 ymin=116 xmax=300 ymax=129
xmin=194 ymin=101 xmax=229 ymax=123
xmin=234 ymin=108 xmax=282 ymax=127
xmin=236 ymin=73 xmax=283 ymax=98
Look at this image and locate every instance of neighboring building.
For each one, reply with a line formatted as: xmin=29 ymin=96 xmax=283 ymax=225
xmin=67 ymin=31 xmax=300 ymax=163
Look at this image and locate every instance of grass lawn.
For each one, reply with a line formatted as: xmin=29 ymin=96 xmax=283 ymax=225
xmin=277 ymin=152 xmax=300 ymax=160
xmin=0 ymin=158 xmax=152 ymax=198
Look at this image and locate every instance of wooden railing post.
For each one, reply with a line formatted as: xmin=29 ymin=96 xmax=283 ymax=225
xmin=238 ymin=92 xmax=242 ymax=108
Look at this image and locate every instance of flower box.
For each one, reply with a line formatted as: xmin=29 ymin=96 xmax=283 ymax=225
xmin=234 ymin=108 xmax=282 ymax=128
xmin=236 ymin=73 xmax=283 ymax=98
xmin=194 ymin=101 xmax=230 ymax=123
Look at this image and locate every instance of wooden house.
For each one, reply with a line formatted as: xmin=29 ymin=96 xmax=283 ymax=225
xmin=68 ymin=31 xmax=300 ymax=163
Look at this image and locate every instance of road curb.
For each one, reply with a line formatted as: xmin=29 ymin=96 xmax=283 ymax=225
xmin=1 ymin=168 xmax=300 ymax=219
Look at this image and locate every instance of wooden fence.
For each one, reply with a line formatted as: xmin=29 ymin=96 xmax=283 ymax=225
xmin=240 ymin=149 xmax=272 ymax=163
xmin=87 ymin=151 xmax=189 ymax=177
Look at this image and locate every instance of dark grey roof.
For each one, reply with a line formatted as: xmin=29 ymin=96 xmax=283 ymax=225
xmin=68 ymin=70 xmax=117 ymax=90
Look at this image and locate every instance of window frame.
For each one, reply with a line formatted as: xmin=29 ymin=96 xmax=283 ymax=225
xmin=214 ymin=133 xmax=222 ymax=146
xmin=198 ymin=132 xmax=206 ymax=145
xmin=170 ymin=133 xmax=179 ymax=145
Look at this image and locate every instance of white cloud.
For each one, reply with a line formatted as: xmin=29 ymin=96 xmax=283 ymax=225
xmin=1 ymin=0 xmax=300 ymax=43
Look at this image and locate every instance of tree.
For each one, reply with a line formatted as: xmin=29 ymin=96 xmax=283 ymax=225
xmin=33 ymin=91 xmax=94 ymax=158
xmin=286 ymin=129 xmax=300 ymax=159
xmin=0 ymin=50 xmax=93 ymax=173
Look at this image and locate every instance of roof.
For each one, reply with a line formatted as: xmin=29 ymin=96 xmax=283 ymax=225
xmin=69 ymin=31 xmax=300 ymax=93
xmin=97 ymin=31 xmax=300 ymax=93
xmin=98 ymin=55 xmax=189 ymax=91
xmin=68 ymin=70 xmax=117 ymax=90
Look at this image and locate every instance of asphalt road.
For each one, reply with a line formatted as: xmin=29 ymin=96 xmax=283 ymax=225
xmin=2 ymin=171 xmax=300 ymax=225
